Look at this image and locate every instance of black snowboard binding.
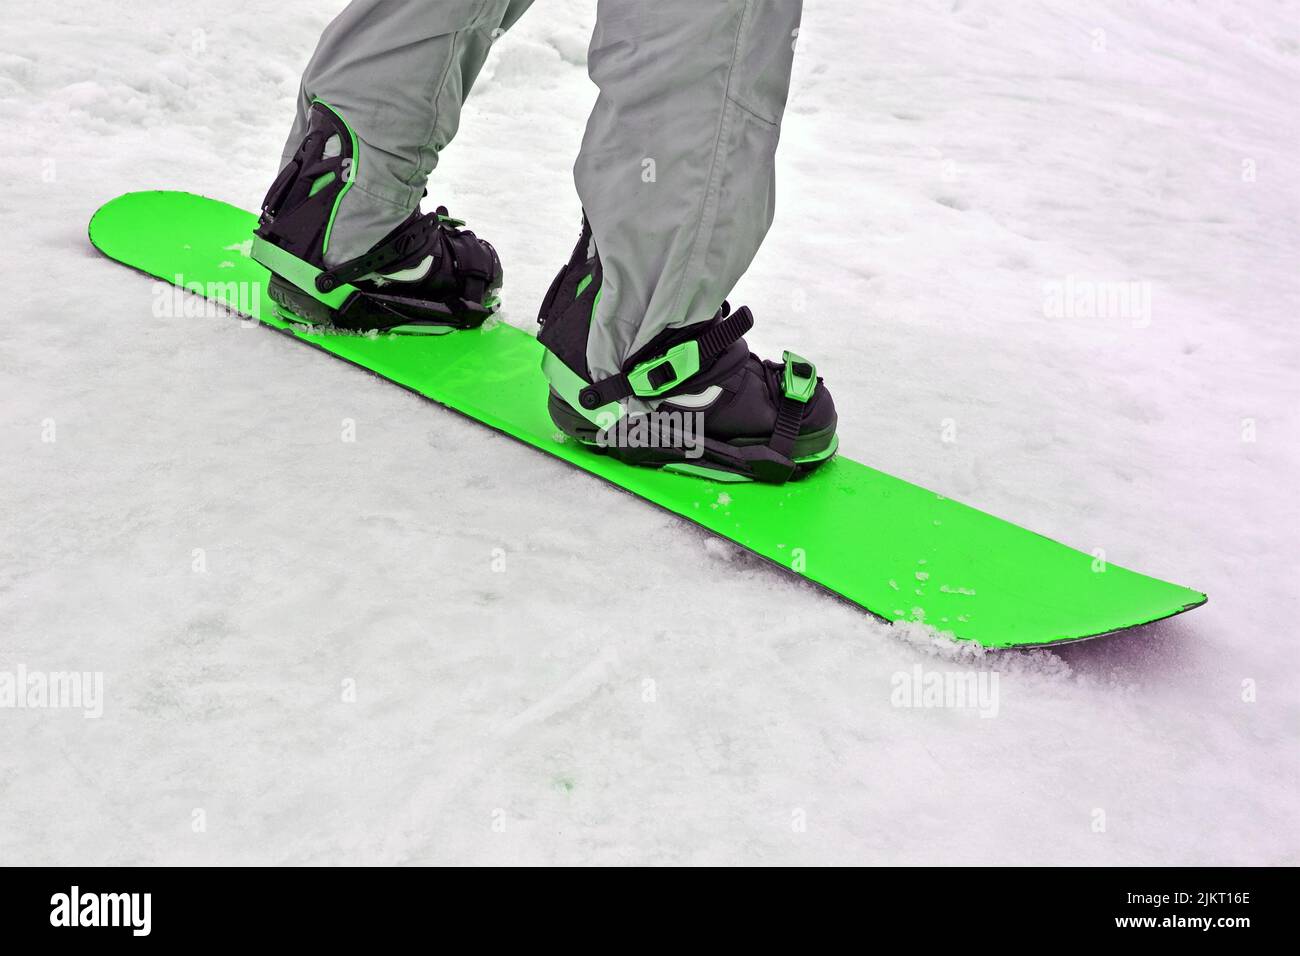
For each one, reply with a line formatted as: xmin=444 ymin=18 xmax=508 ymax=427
xmin=251 ymin=101 xmax=502 ymax=335
xmin=537 ymin=218 xmax=838 ymax=484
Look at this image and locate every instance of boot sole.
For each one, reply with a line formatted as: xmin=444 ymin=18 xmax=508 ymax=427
xmin=268 ymin=273 xmax=495 ymax=335
xmin=547 ymin=390 xmax=838 ymax=483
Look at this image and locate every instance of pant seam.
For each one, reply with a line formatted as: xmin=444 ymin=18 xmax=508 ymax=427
xmin=658 ymin=0 xmax=754 ymax=341
xmin=725 ymin=91 xmax=779 ymax=129
xmin=407 ymin=33 xmax=459 ymax=198
xmin=406 ymin=3 xmax=488 ymax=201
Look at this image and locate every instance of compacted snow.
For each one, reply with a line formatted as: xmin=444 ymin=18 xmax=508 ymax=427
xmin=1 ymin=0 xmax=1296 ymax=865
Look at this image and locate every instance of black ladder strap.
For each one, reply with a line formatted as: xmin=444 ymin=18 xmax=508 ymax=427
xmin=767 ymin=393 xmax=808 ymax=461
xmin=315 ymin=214 xmax=442 ymax=293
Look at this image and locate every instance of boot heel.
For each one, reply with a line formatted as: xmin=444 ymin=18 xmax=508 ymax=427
xmin=268 ymin=273 xmax=336 ymax=326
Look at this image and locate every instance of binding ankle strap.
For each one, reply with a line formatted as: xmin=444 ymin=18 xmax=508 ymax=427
xmin=576 ymin=306 xmax=754 ymax=410
xmin=314 ymin=214 xmax=442 ymax=293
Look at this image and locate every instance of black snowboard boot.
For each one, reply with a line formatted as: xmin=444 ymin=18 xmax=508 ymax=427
xmin=251 ymin=101 xmax=502 ymax=334
xmin=537 ymin=218 xmax=838 ymax=484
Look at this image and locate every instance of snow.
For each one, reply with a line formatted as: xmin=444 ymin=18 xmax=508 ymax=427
xmin=1 ymin=0 xmax=1297 ymax=864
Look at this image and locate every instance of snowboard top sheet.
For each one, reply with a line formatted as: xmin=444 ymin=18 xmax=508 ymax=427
xmin=88 ymin=191 xmax=1207 ymax=648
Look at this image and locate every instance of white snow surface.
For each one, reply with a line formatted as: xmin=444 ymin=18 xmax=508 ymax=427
xmin=1 ymin=0 xmax=1297 ymax=865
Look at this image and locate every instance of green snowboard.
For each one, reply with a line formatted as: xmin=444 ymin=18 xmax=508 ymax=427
xmin=88 ymin=191 xmax=1206 ymax=648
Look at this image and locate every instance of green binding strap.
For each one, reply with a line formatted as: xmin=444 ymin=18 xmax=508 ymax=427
xmin=626 ymin=339 xmax=702 ymax=398
xmin=541 ymin=350 xmax=621 ymax=427
xmin=577 ymin=306 xmax=753 ymax=410
xmin=662 ymin=462 xmax=754 ymax=483
xmin=782 ymin=350 xmax=818 ymax=403
xmin=250 ymin=235 xmax=357 ymax=309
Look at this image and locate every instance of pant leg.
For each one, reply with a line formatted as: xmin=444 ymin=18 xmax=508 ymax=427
xmin=280 ymin=0 xmax=537 ymax=265
xmin=576 ymin=0 xmax=803 ymax=380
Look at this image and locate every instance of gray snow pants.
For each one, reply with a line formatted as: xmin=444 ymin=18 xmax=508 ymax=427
xmin=280 ymin=0 xmax=802 ymax=380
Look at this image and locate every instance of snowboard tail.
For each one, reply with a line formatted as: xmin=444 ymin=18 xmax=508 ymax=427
xmin=87 ymin=191 xmax=1207 ymax=648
